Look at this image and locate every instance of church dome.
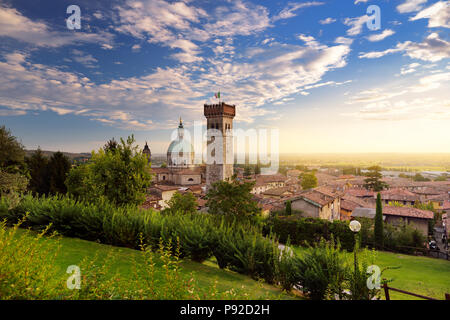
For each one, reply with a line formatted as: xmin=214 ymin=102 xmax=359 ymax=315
xmin=167 ymin=118 xmax=194 ymax=167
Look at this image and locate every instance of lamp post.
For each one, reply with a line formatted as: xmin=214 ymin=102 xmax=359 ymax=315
xmin=349 ymin=220 xmax=361 ymax=275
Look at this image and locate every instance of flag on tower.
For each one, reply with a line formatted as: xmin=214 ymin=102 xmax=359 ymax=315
xmin=214 ymin=91 xmax=220 ymax=99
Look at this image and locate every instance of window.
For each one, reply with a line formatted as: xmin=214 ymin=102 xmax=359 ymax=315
xmin=188 ymin=178 xmax=194 ymax=182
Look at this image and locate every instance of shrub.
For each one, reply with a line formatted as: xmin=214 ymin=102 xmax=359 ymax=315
xmin=296 ymin=237 xmax=348 ymax=300
xmin=263 ymin=217 xmax=354 ymax=251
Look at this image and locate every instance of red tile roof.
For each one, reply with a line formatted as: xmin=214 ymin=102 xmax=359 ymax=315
xmin=380 ymin=188 xmax=418 ymax=202
xmin=443 ymin=201 xmax=450 ymax=210
xmin=383 ymin=206 xmax=434 ymax=219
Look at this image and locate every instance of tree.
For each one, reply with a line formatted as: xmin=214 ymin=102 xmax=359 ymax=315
xmin=243 ymin=166 xmax=253 ymax=178
xmin=0 ymin=126 xmax=28 ymax=201
xmin=285 ymin=200 xmax=292 ymax=216
xmin=364 ymin=166 xmax=388 ymax=191
xmin=300 ymin=172 xmax=318 ymax=190
xmin=206 ymin=176 xmax=260 ymax=217
xmin=103 ymin=138 xmax=118 ymax=153
xmin=165 ymin=191 xmax=198 ymax=214
xmin=374 ymin=193 xmax=384 ymax=249
xmin=66 ymin=135 xmax=152 ymax=206
xmin=26 ymin=148 xmax=49 ymax=195
xmin=254 ymin=163 xmax=261 ymax=175
xmin=48 ymin=151 xmax=71 ymax=195
xmin=0 ymin=126 xmax=26 ymax=173
xmin=413 ymin=173 xmax=430 ymax=182
xmin=161 ymin=162 xmax=167 ymax=168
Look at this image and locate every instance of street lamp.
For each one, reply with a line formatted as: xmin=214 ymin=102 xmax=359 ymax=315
xmin=349 ymin=220 xmax=361 ymax=282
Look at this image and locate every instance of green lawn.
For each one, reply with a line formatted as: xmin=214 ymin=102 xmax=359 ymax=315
xmin=13 ymin=229 xmax=295 ymax=300
xmin=293 ymin=246 xmax=450 ymax=300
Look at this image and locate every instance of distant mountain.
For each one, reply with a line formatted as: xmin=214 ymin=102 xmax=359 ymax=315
xmin=25 ymin=150 xmax=91 ymax=162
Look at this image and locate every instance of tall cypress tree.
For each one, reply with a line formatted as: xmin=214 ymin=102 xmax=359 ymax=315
xmin=374 ymin=192 xmax=384 ymax=249
xmin=48 ymin=151 xmax=71 ymax=195
xmin=285 ymin=200 xmax=292 ymax=216
xmin=26 ymin=148 xmax=49 ymax=195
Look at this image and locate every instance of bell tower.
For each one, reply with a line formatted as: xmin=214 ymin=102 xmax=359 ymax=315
xmin=204 ymin=102 xmax=235 ymax=190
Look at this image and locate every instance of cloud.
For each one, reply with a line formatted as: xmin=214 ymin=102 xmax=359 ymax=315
xmin=410 ymin=72 xmax=450 ymax=92
xmin=131 ymin=44 xmax=141 ymax=52
xmin=359 ymin=33 xmax=450 ymax=62
xmin=272 ymin=2 xmax=324 ymax=22
xmin=0 ymin=32 xmax=351 ymax=127
xmin=335 ymin=37 xmax=354 ymax=45
xmin=366 ymin=29 xmax=395 ymax=42
xmin=0 ymin=109 xmax=26 ymax=116
xmin=354 ymin=0 xmax=368 ymax=4
xmin=410 ymin=1 xmax=450 ymax=28
xmin=397 ymin=0 xmax=428 ymax=13
xmin=0 ymin=5 xmax=114 ymax=48
xmin=115 ymin=0 xmax=270 ymax=63
xmin=319 ymin=17 xmax=336 ymax=24
xmin=71 ymin=49 xmax=98 ymax=68
xmin=344 ymin=15 xmax=371 ymax=36
xmin=399 ymin=62 xmax=421 ymax=75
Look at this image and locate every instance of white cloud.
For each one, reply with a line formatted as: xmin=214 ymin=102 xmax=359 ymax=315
xmin=359 ymin=33 xmax=450 ymax=62
xmin=0 ymin=5 xmax=114 ymax=48
xmin=367 ymin=29 xmax=395 ymax=42
xmin=400 ymin=62 xmax=421 ymax=75
xmin=0 ymin=33 xmax=351 ymax=127
xmin=272 ymin=2 xmax=324 ymax=21
xmin=354 ymin=0 xmax=368 ymax=4
xmin=397 ymin=0 xmax=428 ymax=13
xmin=131 ymin=44 xmax=141 ymax=52
xmin=0 ymin=109 xmax=26 ymax=116
xmin=410 ymin=1 xmax=450 ymax=28
xmin=335 ymin=37 xmax=354 ymax=45
xmin=344 ymin=15 xmax=370 ymax=36
xmin=319 ymin=17 xmax=336 ymax=24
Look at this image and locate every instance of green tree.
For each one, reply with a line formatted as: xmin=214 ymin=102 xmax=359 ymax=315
xmin=285 ymin=200 xmax=292 ymax=216
xmin=0 ymin=126 xmax=28 ymax=201
xmin=300 ymin=172 xmax=318 ymax=190
xmin=66 ymin=135 xmax=152 ymax=206
xmin=26 ymin=148 xmax=49 ymax=195
xmin=364 ymin=165 xmax=388 ymax=191
xmin=165 ymin=191 xmax=198 ymax=214
xmin=161 ymin=162 xmax=167 ymax=168
xmin=103 ymin=138 xmax=118 ymax=153
xmin=413 ymin=173 xmax=430 ymax=182
xmin=374 ymin=193 xmax=384 ymax=249
xmin=243 ymin=166 xmax=253 ymax=178
xmin=434 ymin=175 xmax=448 ymax=182
xmin=0 ymin=126 xmax=26 ymax=173
xmin=206 ymin=176 xmax=260 ymax=217
xmin=48 ymin=152 xmax=71 ymax=195
xmin=254 ymin=163 xmax=261 ymax=175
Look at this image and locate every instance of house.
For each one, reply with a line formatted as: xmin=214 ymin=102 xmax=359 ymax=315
xmin=383 ymin=206 xmax=433 ymax=236
xmin=290 ymin=187 xmax=341 ymax=221
xmin=351 ymin=205 xmax=433 ymax=237
xmin=149 ymin=185 xmax=180 ymax=209
xmin=262 ymin=187 xmax=293 ymax=199
xmin=251 ymin=174 xmax=288 ymax=194
xmin=379 ymin=188 xmax=419 ymax=206
xmin=340 ymin=195 xmax=373 ymax=221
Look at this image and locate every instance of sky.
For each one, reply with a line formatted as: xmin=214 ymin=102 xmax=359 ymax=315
xmin=0 ymin=0 xmax=449 ymax=154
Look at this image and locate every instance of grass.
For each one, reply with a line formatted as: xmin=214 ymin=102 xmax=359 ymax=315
xmin=13 ymin=228 xmax=295 ymax=300
xmin=293 ymin=245 xmax=450 ymax=300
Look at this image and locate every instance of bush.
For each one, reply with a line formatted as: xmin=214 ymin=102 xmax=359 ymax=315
xmin=296 ymin=237 xmax=348 ymax=300
xmin=0 ymin=194 xmax=283 ymax=285
xmin=0 ymin=217 xmax=254 ymax=300
xmin=263 ymin=217 xmax=354 ymax=251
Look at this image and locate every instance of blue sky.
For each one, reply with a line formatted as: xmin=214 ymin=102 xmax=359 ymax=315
xmin=0 ymin=0 xmax=449 ymax=153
